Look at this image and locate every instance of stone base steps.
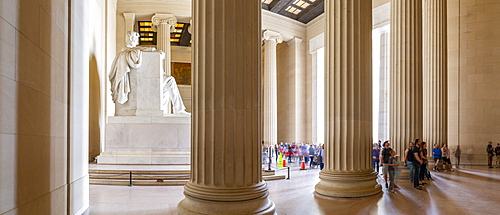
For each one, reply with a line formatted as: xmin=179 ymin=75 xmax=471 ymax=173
xmin=89 ymin=169 xmax=285 ymax=186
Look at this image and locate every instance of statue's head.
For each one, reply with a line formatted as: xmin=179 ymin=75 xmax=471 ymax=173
xmin=126 ymin=31 xmax=140 ymax=48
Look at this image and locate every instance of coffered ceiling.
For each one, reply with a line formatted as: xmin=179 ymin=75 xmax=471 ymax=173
xmin=262 ymin=0 xmax=324 ymax=24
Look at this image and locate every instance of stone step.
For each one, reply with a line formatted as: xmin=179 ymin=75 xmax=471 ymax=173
xmin=89 ymin=169 xmax=284 ymax=186
xmin=89 ymin=169 xmax=190 ymax=175
xmin=90 ymin=179 xmax=187 ymax=186
xmin=90 ymin=174 xmax=190 ymax=180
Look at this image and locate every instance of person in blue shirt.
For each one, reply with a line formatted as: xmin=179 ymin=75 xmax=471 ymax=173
xmin=372 ymin=143 xmax=380 ymax=174
xmin=432 ymin=143 xmax=442 ymax=172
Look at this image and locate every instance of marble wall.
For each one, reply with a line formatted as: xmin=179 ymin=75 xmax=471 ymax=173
xmin=448 ymin=0 xmax=500 ymax=165
xmin=306 ymin=14 xmax=325 ymax=144
xmin=0 ymin=0 xmax=70 ymax=214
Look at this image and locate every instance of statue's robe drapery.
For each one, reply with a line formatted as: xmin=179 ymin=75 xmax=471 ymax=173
xmin=109 ymin=48 xmax=142 ymax=104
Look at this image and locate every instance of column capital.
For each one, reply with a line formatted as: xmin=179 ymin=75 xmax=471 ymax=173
xmin=152 ymin=13 xmax=177 ymax=26
xmin=262 ymin=29 xmax=283 ymax=44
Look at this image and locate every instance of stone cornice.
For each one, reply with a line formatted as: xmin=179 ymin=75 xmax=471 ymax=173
xmin=118 ymin=0 xmax=190 ymax=3
xmin=262 ymin=10 xmax=305 ymax=31
xmin=373 ymin=2 xmax=390 ymax=29
xmin=262 ymin=30 xmax=283 ymax=44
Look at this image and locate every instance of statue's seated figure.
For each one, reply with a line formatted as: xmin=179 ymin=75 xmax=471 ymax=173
xmin=109 ymin=31 xmax=189 ymax=115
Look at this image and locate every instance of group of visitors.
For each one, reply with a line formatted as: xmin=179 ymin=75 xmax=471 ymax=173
xmin=404 ymin=139 xmax=436 ymax=190
xmin=378 ymin=141 xmax=401 ymax=193
xmin=431 ymin=143 xmax=455 ymax=171
xmin=263 ymin=142 xmax=325 ymax=169
xmin=486 ymin=141 xmax=500 ymax=168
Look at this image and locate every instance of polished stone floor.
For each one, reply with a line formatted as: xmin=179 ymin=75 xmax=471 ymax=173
xmin=86 ymin=163 xmax=500 ymax=215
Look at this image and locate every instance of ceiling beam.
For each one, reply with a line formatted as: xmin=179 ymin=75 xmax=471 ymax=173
xmin=270 ymin=0 xmax=292 ymax=13
xmin=297 ymin=1 xmax=324 ymax=23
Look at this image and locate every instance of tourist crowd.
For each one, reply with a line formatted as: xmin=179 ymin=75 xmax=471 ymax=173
xmin=373 ymin=139 xmax=500 ymax=193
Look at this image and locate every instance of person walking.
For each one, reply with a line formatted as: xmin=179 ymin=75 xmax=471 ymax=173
xmin=454 ymin=145 xmax=462 ymax=169
xmin=486 ymin=141 xmax=494 ymax=168
xmin=308 ymin=144 xmax=316 ymax=168
xmin=495 ymin=143 xmax=500 ymax=168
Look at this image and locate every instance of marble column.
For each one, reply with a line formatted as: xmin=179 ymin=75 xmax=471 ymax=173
xmin=390 ymin=0 xmax=423 ymax=157
xmin=152 ymin=14 xmax=176 ymax=114
xmin=378 ymin=29 xmax=390 ymax=142
xmin=288 ymin=37 xmax=306 ymax=142
xmin=423 ymin=0 xmax=447 ymax=147
xmin=177 ymin=0 xmax=275 ymax=214
xmin=314 ymin=0 xmax=380 ymax=198
xmin=152 ymin=13 xmax=176 ymax=76
xmin=262 ymin=30 xmax=282 ymax=148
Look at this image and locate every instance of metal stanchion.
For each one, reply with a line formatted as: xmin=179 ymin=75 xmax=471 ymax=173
xmin=287 ymin=166 xmax=290 ymax=180
xmin=129 ymin=171 xmax=133 ymax=187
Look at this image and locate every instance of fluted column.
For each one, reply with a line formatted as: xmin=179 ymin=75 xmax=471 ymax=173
xmin=314 ymin=0 xmax=380 ymax=198
xmin=423 ymin=0 xmax=447 ymax=147
xmin=177 ymin=1 xmax=275 ymax=214
xmin=152 ymin=14 xmax=176 ymax=114
xmin=262 ymin=30 xmax=282 ymax=148
xmin=390 ymin=0 xmax=423 ymax=157
xmin=152 ymin=13 xmax=177 ymax=76
xmin=378 ymin=29 xmax=390 ymax=142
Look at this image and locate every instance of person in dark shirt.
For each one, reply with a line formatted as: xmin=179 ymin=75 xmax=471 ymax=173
xmin=495 ymin=143 xmax=500 ymax=168
xmin=486 ymin=141 xmax=494 ymax=168
xmin=380 ymin=141 xmax=392 ymax=189
xmin=411 ymin=139 xmax=424 ymax=190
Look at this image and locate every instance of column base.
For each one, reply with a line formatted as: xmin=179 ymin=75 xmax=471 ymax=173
xmin=398 ymin=165 xmax=411 ymax=180
xmin=177 ymin=182 xmax=276 ymax=215
xmin=315 ymin=170 xmax=381 ymax=198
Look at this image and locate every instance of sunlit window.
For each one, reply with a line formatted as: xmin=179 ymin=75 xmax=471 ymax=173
xmin=170 ymin=23 xmax=188 ymax=45
xmin=138 ymin=21 xmax=156 ymax=45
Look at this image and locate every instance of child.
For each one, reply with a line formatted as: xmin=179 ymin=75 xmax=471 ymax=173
xmin=388 ymin=150 xmax=400 ymax=193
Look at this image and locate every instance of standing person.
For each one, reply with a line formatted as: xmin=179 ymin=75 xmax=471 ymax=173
xmin=454 ymin=145 xmax=462 ymax=169
xmin=420 ymin=142 xmax=429 ymax=185
xmin=441 ymin=143 xmax=451 ymax=171
xmin=404 ymin=142 xmax=415 ymax=182
xmin=387 ymin=150 xmax=400 ymax=193
xmin=379 ymin=141 xmax=392 ymax=189
xmin=411 ymin=139 xmax=424 ymax=190
xmin=495 ymin=143 xmax=500 ymax=168
xmin=486 ymin=141 xmax=494 ymax=168
xmin=319 ymin=144 xmax=325 ymax=170
xmin=432 ymin=143 xmax=442 ymax=172
xmin=308 ymin=144 xmax=316 ymax=168
xmin=372 ymin=143 xmax=380 ymax=174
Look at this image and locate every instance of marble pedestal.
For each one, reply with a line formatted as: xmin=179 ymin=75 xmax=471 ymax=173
xmin=97 ymin=115 xmax=190 ymax=164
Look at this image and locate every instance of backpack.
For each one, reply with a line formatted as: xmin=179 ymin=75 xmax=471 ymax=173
xmin=406 ymin=148 xmax=414 ymax=162
xmin=316 ymin=155 xmax=323 ymax=163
